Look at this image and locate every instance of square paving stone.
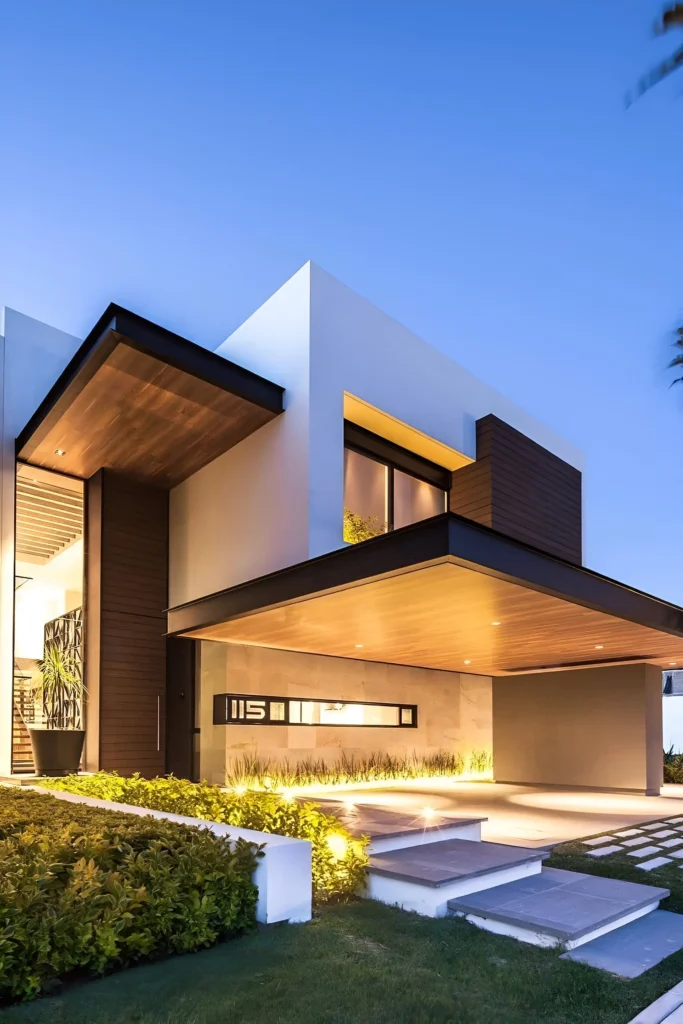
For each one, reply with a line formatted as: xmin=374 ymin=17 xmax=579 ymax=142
xmin=561 ymin=910 xmax=683 ymax=977
xmin=450 ymin=868 xmax=668 ymax=945
xmin=637 ymin=857 xmax=672 ymax=871
xmin=583 ymin=837 xmax=615 ymax=847
xmin=587 ymin=845 xmax=623 ymax=858
xmin=622 ymin=837 xmax=652 ymax=847
xmin=628 ymin=846 xmax=662 ymax=858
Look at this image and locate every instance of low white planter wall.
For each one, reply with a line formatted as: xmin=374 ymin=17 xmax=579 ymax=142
xmin=37 ymin=788 xmax=312 ymax=926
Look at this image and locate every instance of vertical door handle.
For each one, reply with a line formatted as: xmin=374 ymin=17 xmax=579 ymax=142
xmin=157 ymin=695 xmax=161 ymax=752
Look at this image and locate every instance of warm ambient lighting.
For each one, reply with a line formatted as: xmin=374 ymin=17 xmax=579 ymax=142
xmin=280 ymin=788 xmax=295 ymax=802
xmin=54 ymin=448 xmax=66 ymax=456
xmin=354 ymin=644 xmax=364 ymax=649
xmin=422 ymin=806 xmax=436 ymax=820
xmin=343 ymin=799 xmax=356 ymax=812
xmin=234 ymin=784 xmax=247 ymax=796
xmin=326 ymin=833 xmax=349 ymax=860
xmin=595 ymin=645 xmax=604 ymax=650
xmin=464 ymin=659 xmax=471 ymax=665
xmin=491 ymin=621 xmax=501 ymax=626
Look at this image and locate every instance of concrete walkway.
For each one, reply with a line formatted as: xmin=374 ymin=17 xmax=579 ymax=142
xmin=304 ymin=781 xmax=683 ymax=847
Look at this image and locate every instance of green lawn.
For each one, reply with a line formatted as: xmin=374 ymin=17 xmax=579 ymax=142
xmin=4 ymin=899 xmax=683 ymax=1024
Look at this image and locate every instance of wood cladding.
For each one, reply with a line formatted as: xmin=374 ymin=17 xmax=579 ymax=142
xmin=186 ymin=559 xmax=683 ymax=676
xmin=450 ymin=415 xmax=582 ymax=564
xmin=22 ymin=338 xmax=277 ymax=488
xmin=86 ymin=471 xmax=168 ymax=777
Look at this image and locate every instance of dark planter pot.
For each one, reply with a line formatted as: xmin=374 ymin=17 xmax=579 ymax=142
xmin=28 ymin=728 xmax=85 ymax=777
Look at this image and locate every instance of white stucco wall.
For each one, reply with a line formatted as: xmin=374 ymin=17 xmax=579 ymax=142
xmin=0 ymin=308 xmax=82 ymax=773
xmin=168 ymin=262 xmax=583 ymax=605
xmin=168 ymin=266 xmax=311 ymax=606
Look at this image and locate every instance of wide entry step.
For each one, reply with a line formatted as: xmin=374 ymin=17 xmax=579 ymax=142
xmin=448 ymin=867 xmax=669 ymax=950
xmin=314 ymin=800 xmax=485 ymax=853
xmin=366 ymin=838 xmax=547 ymax=918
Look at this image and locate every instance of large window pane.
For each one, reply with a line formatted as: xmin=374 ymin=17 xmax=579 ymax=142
xmin=343 ymin=448 xmax=387 ymax=542
xmin=394 ymin=469 xmax=445 ymax=529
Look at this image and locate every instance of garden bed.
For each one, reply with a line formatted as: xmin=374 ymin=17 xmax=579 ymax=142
xmin=0 ymin=788 xmax=260 ymax=1002
xmin=40 ymin=773 xmax=368 ymax=904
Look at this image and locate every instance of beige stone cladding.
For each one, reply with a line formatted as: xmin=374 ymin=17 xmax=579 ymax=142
xmin=199 ymin=641 xmax=492 ymax=785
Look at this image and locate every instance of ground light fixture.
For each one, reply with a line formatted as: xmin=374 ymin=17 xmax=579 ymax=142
xmin=422 ymin=807 xmax=436 ymax=820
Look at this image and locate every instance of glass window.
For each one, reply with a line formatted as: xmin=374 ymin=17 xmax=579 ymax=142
xmin=343 ymin=449 xmax=387 ymax=542
xmin=393 ymin=469 xmax=446 ymax=530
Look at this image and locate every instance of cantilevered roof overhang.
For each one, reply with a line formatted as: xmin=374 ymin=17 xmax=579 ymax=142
xmin=16 ymin=304 xmax=284 ymax=489
xmin=167 ymin=513 xmax=683 ymax=676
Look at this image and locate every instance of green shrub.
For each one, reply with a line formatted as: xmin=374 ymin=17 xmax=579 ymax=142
xmin=0 ymin=788 xmax=259 ymax=1002
xmin=41 ymin=774 xmax=368 ymax=904
xmin=664 ymin=746 xmax=683 ymax=783
xmin=224 ymin=749 xmax=493 ymax=791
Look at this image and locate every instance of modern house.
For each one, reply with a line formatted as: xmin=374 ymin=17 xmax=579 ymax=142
xmin=1 ymin=262 xmax=679 ymax=793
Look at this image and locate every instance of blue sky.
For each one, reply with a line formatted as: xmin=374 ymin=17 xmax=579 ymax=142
xmin=1 ymin=1 xmax=682 ymax=600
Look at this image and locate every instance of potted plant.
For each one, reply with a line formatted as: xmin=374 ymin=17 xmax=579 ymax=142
xmin=28 ymin=641 xmax=86 ymax=776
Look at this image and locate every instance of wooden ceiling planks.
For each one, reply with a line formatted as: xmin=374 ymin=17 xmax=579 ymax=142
xmin=21 ymin=340 xmax=277 ymax=488
xmin=185 ymin=561 xmax=683 ymax=675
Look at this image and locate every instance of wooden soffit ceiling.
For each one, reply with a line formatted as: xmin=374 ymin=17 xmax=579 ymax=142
xmin=16 ymin=305 xmax=284 ymax=489
xmin=168 ymin=513 xmax=683 ymax=676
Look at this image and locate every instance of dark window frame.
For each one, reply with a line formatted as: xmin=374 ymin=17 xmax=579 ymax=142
xmin=213 ymin=692 xmax=418 ymax=728
xmin=344 ymin=421 xmax=449 ymax=532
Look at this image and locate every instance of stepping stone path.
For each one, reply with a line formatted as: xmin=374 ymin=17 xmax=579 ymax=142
xmin=581 ymin=819 xmax=683 ymax=873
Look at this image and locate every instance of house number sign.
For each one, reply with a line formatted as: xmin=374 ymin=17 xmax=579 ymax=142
xmin=212 ymin=692 xmax=417 ymax=728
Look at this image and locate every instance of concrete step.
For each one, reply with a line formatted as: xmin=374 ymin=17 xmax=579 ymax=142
xmin=314 ymin=799 xmax=485 ymax=853
xmin=366 ymin=837 xmax=547 ymax=917
xmin=448 ymin=867 xmax=669 ymax=950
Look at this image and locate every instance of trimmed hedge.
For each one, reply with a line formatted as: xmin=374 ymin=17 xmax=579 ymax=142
xmin=41 ymin=773 xmax=368 ymax=904
xmin=0 ymin=788 xmax=260 ymax=1002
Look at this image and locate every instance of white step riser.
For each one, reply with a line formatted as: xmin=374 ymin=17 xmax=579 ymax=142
xmin=453 ymin=900 xmax=661 ymax=949
xmin=368 ymin=821 xmax=481 ymax=855
xmin=366 ymin=858 xmax=542 ymax=919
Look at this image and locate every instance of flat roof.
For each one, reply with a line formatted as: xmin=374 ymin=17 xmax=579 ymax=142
xmin=16 ymin=303 xmax=284 ymax=489
xmin=167 ymin=512 xmax=683 ymax=675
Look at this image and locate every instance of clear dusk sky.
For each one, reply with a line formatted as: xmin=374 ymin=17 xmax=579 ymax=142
xmin=1 ymin=1 xmax=682 ymax=601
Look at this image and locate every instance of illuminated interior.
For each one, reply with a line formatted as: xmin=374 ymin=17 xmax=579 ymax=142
xmin=13 ymin=464 xmax=84 ymax=772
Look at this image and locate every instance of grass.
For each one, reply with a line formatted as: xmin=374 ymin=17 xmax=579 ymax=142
xmin=224 ymin=749 xmax=493 ymax=791
xmin=4 ymin=899 xmax=683 ymax=1024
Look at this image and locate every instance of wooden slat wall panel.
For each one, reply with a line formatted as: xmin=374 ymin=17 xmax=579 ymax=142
xmin=450 ymin=414 xmax=582 ymax=564
xmin=87 ymin=470 xmax=168 ymax=777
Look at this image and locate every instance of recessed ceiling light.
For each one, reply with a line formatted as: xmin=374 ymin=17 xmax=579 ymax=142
xmin=595 ymin=645 xmax=604 ymax=650
xmin=491 ymin=621 xmax=501 ymax=627
xmin=54 ymin=448 xmax=66 ymax=456
xmin=464 ymin=659 xmax=471 ymax=665
xmin=355 ymin=644 xmax=364 ymax=649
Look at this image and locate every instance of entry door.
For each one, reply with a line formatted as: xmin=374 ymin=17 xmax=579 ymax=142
xmin=165 ymin=637 xmax=197 ymax=780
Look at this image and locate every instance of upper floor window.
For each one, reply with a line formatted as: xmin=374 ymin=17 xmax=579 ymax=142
xmin=343 ymin=422 xmax=448 ymax=543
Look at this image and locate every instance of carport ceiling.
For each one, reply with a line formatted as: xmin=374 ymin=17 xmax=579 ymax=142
xmin=16 ymin=304 xmax=284 ymax=489
xmin=168 ymin=513 xmax=683 ymax=676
